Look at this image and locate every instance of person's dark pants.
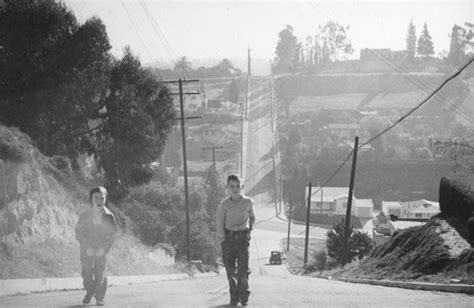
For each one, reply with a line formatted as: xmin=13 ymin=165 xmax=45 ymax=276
xmin=222 ymin=231 xmax=250 ymax=303
xmin=80 ymin=254 xmax=108 ymax=301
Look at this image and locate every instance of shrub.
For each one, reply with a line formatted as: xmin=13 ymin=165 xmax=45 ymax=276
xmin=312 ymin=250 xmax=327 ymax=271
xmin=439 ymin=177 xmax=474 ymax=218
xmin=326 ymin=219 xmax=373 ymax=265
xmin=156 ymin=243 xmax=176 ymax=257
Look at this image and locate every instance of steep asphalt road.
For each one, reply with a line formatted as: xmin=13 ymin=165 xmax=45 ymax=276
xmin=2 ymin=77 xmax=473 ymax=307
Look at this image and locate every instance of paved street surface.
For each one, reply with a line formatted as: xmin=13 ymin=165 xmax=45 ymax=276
xmin=1 ymin=77 xmax=473 ymax=307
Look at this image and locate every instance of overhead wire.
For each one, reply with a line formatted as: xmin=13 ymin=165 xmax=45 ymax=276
xmin=306 ymin=57 xmax=474 ymax=201
xmin=367 ymin=49 xmax=474 ymax=123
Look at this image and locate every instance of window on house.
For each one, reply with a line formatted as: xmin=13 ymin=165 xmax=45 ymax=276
xmin=415 ymin=213 xmax=423 ymax=218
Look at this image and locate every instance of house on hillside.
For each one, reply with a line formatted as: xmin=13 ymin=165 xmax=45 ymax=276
xmin=382 ymin=199 xmax=440 ymax=219
xmin=354 ymin=199 xmax=375 ymax=218
xmin=173 ymin=92 xmax=207 ymax=113
xmin=305 ymin=186 xmax=374 ymax=218
xmin=400 ymin=199 xmax=440 ymax=219
xmin=381 ymin=201 xmax=402 ymax=217
xmin=188 ymin=124 xmax=223 ymax=144
xmin=326 ymin=123 xmax=361 ymax=139
xmin=362 ymin=211 xmax=427 ymax=245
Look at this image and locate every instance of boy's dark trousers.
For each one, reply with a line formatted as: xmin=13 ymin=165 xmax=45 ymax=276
xmin=80 ymin=253 xmax=108 ymax=301
xmin=222 ymin=230 xmax=251 ymax=303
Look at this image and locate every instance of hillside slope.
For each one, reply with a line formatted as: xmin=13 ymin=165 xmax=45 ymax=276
xmin=334 ymin=179 xmax=474 ymax=284
xmin=0 ymin=126 xmax=176 ymax=279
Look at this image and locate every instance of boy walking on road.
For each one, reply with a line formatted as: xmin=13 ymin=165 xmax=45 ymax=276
xmin=216 ymin=174 xmax=256 ymax=306
xmin=75 ymin=186 xmax=117 ymax=306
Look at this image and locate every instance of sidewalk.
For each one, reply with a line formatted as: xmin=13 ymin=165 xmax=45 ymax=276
xmin=338 ymin=277 xmax=474 ymax=295
xmin=0 ymin=272 xmax=219 ymax=297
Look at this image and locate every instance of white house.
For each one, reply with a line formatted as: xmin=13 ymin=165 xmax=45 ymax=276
xmin=305 ymin=186 xmax=374 ymax=218
xmin=399 ymin=199 xmax=440 ymax=219
xmin=381 ymin=201 xmax=402 ymax=217
xmin=354 ymin=199 xmax=375 ymax=218
xmin=382 ymin=199 xmax=440 ymax=219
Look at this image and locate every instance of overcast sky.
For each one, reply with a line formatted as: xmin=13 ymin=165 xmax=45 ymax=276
xmin=65 ymin=1 xmax=472 ymax=73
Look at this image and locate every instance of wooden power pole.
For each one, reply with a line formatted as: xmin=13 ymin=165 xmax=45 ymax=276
xmin=163 ymin=78 xmax=199 ymax=261
xmin=343 ymin=136 xmax=359 ymax=265
xmin=304 ymin=183 xmax=312 ymax=265
xmin=203 ymin=146 xmax=224 ymax=171
xmin=287 ymin=200 xmax=292 ymax=252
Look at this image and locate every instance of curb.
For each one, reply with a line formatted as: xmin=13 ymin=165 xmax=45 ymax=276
xmin=279 ymin=241 xmax=303 ymax=276
xmin=0 ymin=272 xmax=220 ymax=297
xmin=338 ymin=278 xmax=474 ymax=295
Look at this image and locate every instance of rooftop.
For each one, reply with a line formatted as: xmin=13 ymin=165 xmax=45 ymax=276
xmin=389 ymin=220 xmax=425 ymax=230
xmin=306 ymin=186 xmax=353 ymax=203
xmin=355 ymin=199 xmax=374 ymax=208
xmin=327 ymin=123 xmax=361 ymax=130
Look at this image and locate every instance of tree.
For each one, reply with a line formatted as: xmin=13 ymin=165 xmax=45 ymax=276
xmin=228 ymin=78 xmax=241 ymax=104
xmin=360 ymin=115 xmax=388 ymax=157
xmin=326 ymin=219 xmax=372 ymax=265
xmin=406 ymin=20 xmax=417 ymax=60
xmin=305 ymin=36 xmax=314 ymax=67
xmin=417 ymin=23 xmax=434 ymax=57
xmin=0 ymin=0 xmax=111 ymax=158
xmin=174 ymin=56 xmax=192 ymax=74
xmin=448 ymin=24 xmax=467 ymax=65
xmin=316 ymin=21 xmax=353 ymax=63
xmin=273 ymin=25 xmax=299 ymax=73
xmin=97 ymin=48 xmax=176 ymax=200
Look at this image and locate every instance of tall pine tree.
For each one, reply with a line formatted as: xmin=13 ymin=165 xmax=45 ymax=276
xmin=417 ymin=23 xmax=434 ymax=57
xmin=273 ymin=25 xmax=298 ymax=73
xmin=406 ymin=19 xmax=417 ymax=59
xmin=448 ymin=24 xmax=466 ymax=65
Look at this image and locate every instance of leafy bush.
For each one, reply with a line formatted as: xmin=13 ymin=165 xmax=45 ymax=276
xmin=120 ymin=181 xmax=219 ymax=264
xmin=156 ymin=243 xmax=176 ymax=257
xmin=312 ymin=250 xmax=327 ymax=271
xmin=326 ymin=219 xmax=373 ymax=265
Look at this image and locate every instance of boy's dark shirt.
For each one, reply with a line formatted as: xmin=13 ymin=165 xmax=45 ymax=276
xmin=75 ymin=207 xmax=117 ymax=256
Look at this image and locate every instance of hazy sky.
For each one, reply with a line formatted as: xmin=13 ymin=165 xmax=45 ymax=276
xmin=65 ymin=0 xmax=472 ymax=72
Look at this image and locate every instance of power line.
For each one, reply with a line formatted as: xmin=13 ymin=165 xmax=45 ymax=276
xmin=307 ymin=57 xmax=474 ymax=201
xmin=359 ymin=57 xmax=474 ymax=149
xmin=367 ymin=49 xmax=474 ymax=123
xmin=139 ymin=0 xmax=193 ymax=81
xmin=120 ymin=0 xmax=161 ymax=79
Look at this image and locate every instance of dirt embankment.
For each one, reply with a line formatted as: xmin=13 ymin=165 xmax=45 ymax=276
xmin=0 ymin=126 xmax=177 ymax=279
xmin=333 ymin=178 xmax=474 ymax=284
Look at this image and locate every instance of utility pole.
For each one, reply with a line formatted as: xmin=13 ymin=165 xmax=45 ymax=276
xmin=163 ymin=78 xmax=199 ymax=261
xmin=203 ymin=146 xmax=224 ymax=171
xmin=320 ymin=188 xmax=324 ymax=215
xmin=271 ymin=76 xmax=278 ymax=216
xmin=287 ymin=200 xmax=293 ymax=252
xmin=248 ymin=47 xmax=251 ymax=78
xmin=343 ymin=136 xmax=359 ymax=265
xmin=245 ymin=48 xmax=251 ymax=119
xmin=304 ymin=183 xmax=312 ymax=265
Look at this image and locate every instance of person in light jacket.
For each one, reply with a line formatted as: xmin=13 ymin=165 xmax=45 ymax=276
xmin=75 ymin=186 xmax=117 ymax=306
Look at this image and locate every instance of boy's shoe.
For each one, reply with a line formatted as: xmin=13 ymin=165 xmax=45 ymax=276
xmin=229 ymin=300 xmax=239 ymax=306
xmin=96 ymin=300 xmax=105 ymax=306
xmin=82 ymin=294 xmax=93 ymax=304
xmin=241 ymin=301 xmax=248 ymax=306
